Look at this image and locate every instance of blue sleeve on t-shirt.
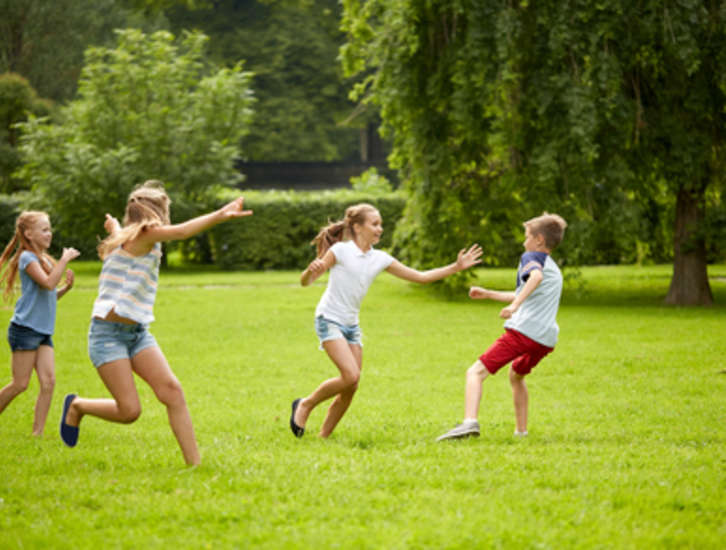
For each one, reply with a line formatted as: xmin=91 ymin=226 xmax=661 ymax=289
xmin=516 ymin=251 xmax=548 ymax=288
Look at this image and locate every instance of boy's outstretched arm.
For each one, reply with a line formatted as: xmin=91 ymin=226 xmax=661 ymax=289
xmin=469 ymin=286 xmax=516 ymax=302
xmin=499 ymin=269 xmax=543 ymax=319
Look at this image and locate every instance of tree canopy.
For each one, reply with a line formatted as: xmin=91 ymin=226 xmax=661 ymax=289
xmin=341 ymin=0 xmax=726 ymax=303
xmin=17 ymin=29 xmax=255 ymax=254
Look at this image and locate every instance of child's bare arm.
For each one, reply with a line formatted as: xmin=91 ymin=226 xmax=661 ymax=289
xmin=25 ymin=248 xmax=80 ymax=291
xmin=499 ymin=269 xmax=543 ymax=319
xmin=301 ymin=249 xmax=336 ymax=286
xmin=386 ymin=244 xmax=482 ymax=284
xmin=142 ymin=197 xmax=252 ymax=243
xmin=56 ymin=269 xmax=75 ymax=299
xmin=469 ymin=286 xmax=516 ymax=302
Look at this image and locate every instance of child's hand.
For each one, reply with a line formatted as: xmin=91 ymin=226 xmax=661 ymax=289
xmin=499 ymin=304 xmax=516 ymax=319
xmin=61 ymin=247 xmax=80 ymax=263
xmin=104 ymin=213 xmax=121 ymax=234
xmin=456 ymin=244 xmax=483 ymax=271
xmin=64 ymin=269 xmax=75 ymax=289
xmin=219 ymin=197 xmax=253 ymax=220
xmin=469 ymin=286 xmax=489 ymax=300
xmin=306 ymin=258 xmax=327 ymax=279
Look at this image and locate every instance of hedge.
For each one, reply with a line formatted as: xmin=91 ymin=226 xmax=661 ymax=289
xmin=208 ymin=189 xmax=406 ymax=270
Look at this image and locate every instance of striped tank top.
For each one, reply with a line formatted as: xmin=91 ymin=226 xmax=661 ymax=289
xmin=91 ymin=243 xmax=162 ymax=324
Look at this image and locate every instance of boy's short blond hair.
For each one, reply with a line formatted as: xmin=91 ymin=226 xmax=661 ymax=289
xmin=524 ymin=213 xmax=567 ymax=250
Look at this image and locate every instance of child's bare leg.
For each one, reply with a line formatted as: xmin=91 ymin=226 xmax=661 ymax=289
xmin=319 ymin=343 xmax=362 ymax=437
xmin=509 ymin=367 xmax=528 ymax=433
xmin=132 ymin=346 xmax=200 ymax=466
xmin=32 ymin=346 xmax=55 ymax=436
xmin=0 ymin=351 xmax=35 ymax=414
xmin=295 ymin=338 xmax=360 ymax=431
xmin=65 ymin=359 xmax=142 ymax=426
xmin=464 ymin=359 xmax=489 ymax=419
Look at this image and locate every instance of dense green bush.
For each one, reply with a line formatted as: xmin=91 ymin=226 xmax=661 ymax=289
xmin=208 ymin=189 xmax=406 ymax=270
xmin=0 ymin=193 xmax=25 ymax=247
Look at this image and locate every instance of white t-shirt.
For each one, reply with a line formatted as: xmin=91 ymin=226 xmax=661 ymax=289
xmin=504 ymin=251 xmax=562 ymax=347
xmin=315 ymin=240 xmax=395 ymax=326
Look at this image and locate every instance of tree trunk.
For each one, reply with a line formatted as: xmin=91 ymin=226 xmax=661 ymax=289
xmin=665 ymin=186 xmax=713 ymax=306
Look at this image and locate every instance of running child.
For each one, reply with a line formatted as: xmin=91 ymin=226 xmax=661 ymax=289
xmin=59 ymin=180 xmax=252 ymax=465
xmin=0 ymin=211 xmax=80 ymax=436
xmin=437 ymin=213 xmax=567 ymax=441
xmin=290 ymin=203 xmax=482 ymax=438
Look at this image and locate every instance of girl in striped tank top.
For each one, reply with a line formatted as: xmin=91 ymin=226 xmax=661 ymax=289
xmin=59 ymin=180 xmax=252 ymax=465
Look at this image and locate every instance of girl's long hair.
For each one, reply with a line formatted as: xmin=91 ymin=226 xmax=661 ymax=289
xmin=97 ymin=180 xmax=171 ymax=260
xmin=312 ymin=203 xmax=379 ymax=257
xmin=0 ymin=211 xmax=56 ymax=302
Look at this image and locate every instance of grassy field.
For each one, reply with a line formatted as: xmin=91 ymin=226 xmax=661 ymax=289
xmin=1 ymin=263 xmax=724 ymax=549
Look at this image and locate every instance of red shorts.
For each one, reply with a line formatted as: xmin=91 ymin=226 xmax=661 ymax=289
xmin=479 ymin=329 xmax=553 ymax=376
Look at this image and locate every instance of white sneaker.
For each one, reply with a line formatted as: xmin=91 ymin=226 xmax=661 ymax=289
xmin=513 ymin=430 xmax=528 ymax=437
xmin=436 ymin=421 xmax=480 ymax=441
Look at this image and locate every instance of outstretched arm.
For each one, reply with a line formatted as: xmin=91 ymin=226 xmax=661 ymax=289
xmin=469 ymin=286 xmax=516 ymax=303
xmin=385 ymin=244 xmax=482 ymax=284
xmin=301 ymin=249 xmax=336 ymax=286
xmin=141 ymin=197 xmax=253 ymax=243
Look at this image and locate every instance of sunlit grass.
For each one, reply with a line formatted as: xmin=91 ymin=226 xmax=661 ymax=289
xmin=1 ymin=263 xmax=724 ymax=549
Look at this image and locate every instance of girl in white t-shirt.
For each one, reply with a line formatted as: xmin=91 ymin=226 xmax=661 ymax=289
xmin=291 ymin=203 xmax=482 ymax=438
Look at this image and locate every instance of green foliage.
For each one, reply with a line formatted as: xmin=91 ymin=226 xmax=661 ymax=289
xmin=341 ymin=0 xmax=726 ymax=300
xmin=0 ymin=192 xmax=25 ymax=247
xmin=0 ymin=0 xmax=165 ymax=102
xmin=208 ymin=188 xmax=406 ymax=270
xmin=0 ymin=73 xmax=52 ymax=193
xmin=15 ymin=29 xmax=255 ymax=254
xmin=166 ymin=0 xmax=360 ymax=161
xmin=349 ymin=167 xmax=393 ymax=194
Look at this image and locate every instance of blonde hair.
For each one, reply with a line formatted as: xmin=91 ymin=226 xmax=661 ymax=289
xmin=0 ymin=211 xmax=56 ymax=302
xmin=312 ymin=203 xmax=379 ymax=257
xmin=97 ymin=180 xmax=171 ymax=260
xmin=524 ymin=212 xmax=567 ymax=250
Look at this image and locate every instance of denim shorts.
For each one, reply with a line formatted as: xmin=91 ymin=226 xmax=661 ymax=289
xmin=315 ymin=316 xmax=363 ymax=347
xmin=7 ymin=322 xmax=53 ymax=351
xmin=88 ymin=318 xmax=158 ymax=368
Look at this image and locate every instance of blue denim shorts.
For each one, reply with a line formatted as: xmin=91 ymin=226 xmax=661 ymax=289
xmin=88 ymin=318 xmax=158 ymax=368
xmin=315 ymin=316 xmax=363 ymax=348
xmin=7 ymin=322 xmax=53 ymax=351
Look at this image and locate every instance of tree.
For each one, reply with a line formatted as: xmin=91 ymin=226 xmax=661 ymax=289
xmin=166 ymin=0 xmax=360 ymax=161
xmin=16 ymin=29 xmax=255 ymax=254
xmin=341 ymin=0 xmax=726 ymax=303
xmin=0 ymin=0 xmax=167 ymax=102
xmin=0 ymin=73 xmax=52 ymax=192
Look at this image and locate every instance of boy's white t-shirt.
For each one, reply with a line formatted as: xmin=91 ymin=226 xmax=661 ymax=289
xmin=315 ymin=240 xmax=394 ymax=326
xmin=504 ymin=252 xmax=563 ymax=347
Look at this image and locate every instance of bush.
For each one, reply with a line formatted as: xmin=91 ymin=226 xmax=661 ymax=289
xmin=0 ymin=193 xmax=25 ymax=246
xmin=209 ymin=189 xmax=406 ymax=270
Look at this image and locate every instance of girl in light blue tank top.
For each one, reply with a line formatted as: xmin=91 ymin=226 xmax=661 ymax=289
xmin=59 ymin=180 xmax=253 ymax=466
xmin=0 ymin=211 xmax=79 ymax=436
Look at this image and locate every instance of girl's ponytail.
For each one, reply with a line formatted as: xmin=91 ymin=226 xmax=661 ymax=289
xmin=311 ymin=203 xmax=379 ymax=258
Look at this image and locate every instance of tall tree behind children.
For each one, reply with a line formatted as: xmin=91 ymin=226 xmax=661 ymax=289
xmin=0 ymin=211 xmax=79 ymax=435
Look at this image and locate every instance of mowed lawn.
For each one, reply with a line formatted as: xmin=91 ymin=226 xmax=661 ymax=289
xmin=1 ymin=263 xmax=724 ymax=549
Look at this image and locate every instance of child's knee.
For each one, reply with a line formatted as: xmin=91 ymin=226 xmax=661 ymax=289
xmin=467 ymin=359 xmax=488 ymax=380
xmin=38 ymin=373 xmax=55 ymax=393
xmin=509 ymin=367 xmax=526 ymax=385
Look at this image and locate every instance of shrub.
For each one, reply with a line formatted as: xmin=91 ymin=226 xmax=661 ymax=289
xmin=209 ymin=188 xmax=406 ymax=270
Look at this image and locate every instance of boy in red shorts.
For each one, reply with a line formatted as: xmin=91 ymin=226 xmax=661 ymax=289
xmin=437 ymin=213 xmax=567 ymax=441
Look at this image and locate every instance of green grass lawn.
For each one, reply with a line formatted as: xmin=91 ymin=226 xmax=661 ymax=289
xmin=1 ymin=264 xmax=724 ymax=549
